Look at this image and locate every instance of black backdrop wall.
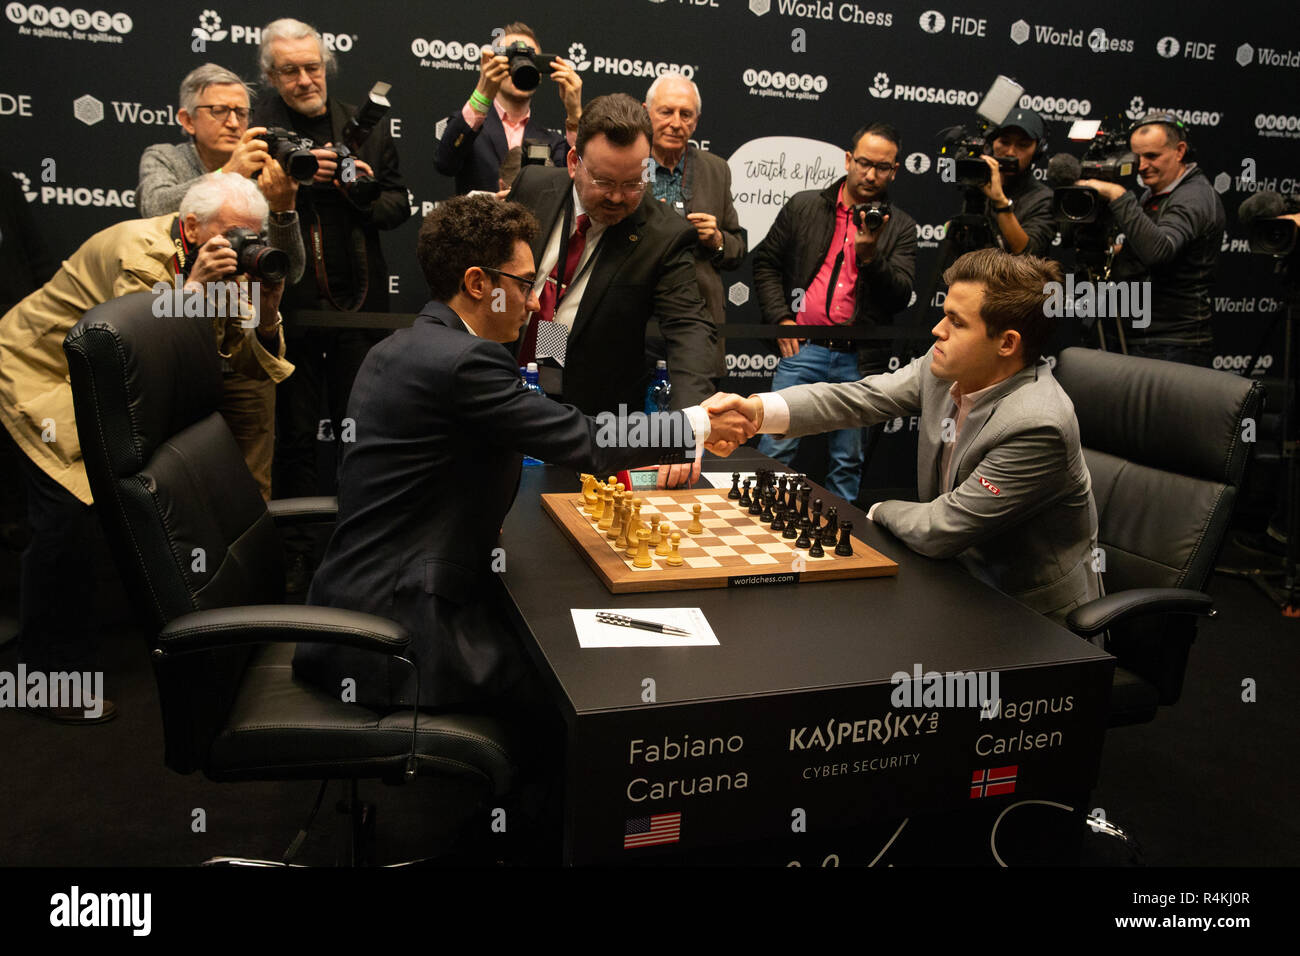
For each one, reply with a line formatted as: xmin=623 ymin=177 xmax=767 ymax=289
xmin=3 ymin=0 xmax=1297 ymax=481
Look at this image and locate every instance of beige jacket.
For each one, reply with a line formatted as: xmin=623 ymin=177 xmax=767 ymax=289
xmin=0 ymin=213 xmax=293 ymax=504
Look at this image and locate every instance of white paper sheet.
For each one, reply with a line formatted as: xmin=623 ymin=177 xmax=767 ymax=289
xmin=571 ymin=608 xmax=719 ymax=648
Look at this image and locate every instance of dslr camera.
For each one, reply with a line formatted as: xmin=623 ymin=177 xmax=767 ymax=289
xmin=317 ymin=142 xmax=381 ymax=206
xmin=498 ymin=40 xmax=560 ymax=92
xmin=224 ymin=228 xmax=290 ymax=282
xmin=261 ymin=128 xmax=319 ymax=184
xmin=851 ymin=201 xmax=891 ymax=231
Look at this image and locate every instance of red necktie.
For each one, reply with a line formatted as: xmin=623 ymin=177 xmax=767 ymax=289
xmin=519 ymin=213 xmax=590 ymax=364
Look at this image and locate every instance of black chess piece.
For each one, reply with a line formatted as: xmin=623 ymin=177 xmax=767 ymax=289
xmin=809 ymin=535 xmax=825 ymax=558
xmin=782 ymin=516 xmax=799 ymax=539
xmin=812 ymin=497 xmax=823 ymax=529
xmin=795 ymin=519 xmax=812 ymax=549
xmin=798 ymin=487 xmax=811 ymax=524
xmin=760 ymin=493 xmax=774 ymax=522
xmin=822 ymin=507 xmax=838 ymax=544
xmin=739 ymin=478 xmax=752 ymax=507
xmin=777 ymin=474 xmax=787 ymax=502
xmin=770 ymin=505 xmax=785 ymax=532
xmin=729 ymin=472 xmax=741 ymax=500
xmin=748 ymin=490 xmax=762 ymax=516
xmin=835 ymin=521 xmax=854 ymax=557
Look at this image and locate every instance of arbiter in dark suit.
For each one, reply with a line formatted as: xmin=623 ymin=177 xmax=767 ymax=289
xmin=508 ymin=93 xmax=717 ymax=486
xmin=434 ymin=21 xmax=582 ymax=194
xmin=294 ymin=197 xmax=744 ymax=711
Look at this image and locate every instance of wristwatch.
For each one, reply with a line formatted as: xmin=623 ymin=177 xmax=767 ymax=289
xmin=993 ymin=199 xmax=1014 ymax=214
xmin=270 ymin=211 xmax=296 ymax=225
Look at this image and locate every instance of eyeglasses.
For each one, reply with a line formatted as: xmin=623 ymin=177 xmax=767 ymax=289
xmin=481 ymin=267 xmax=537 ymax=296
xmin=851 ymin=157 xmax=897 ymax=175
xmin=194 ymin=105 xmax=250 ymax=122
xmin=273 ymin=62 xmax=324 ymax=80
xmin=579 ymin=156 xmax=647 ymax=195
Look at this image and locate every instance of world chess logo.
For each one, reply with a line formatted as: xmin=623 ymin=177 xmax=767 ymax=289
xmin=1009 ymin=19 xmax=1030 ymax=45
xmin=749 ymin=0 xmax=771 ymax=16
xmin=1087 ymin=27 xmax=1108 ymax=53
xmin=566 ymin=42 xmax=590 ymax=71
xmin=904 ymin=152 xmax=931 ymax=174
xmin=869 ymin=72 xmax=891 ymax=98
xmin=1213 ymin=171 xmax=1232 ymax=194
xmin=73 ymin=93 xmax=103 ymax=126
xmin=11 ymin=170 xmax=36 ymax=202
xmin=1236 ymin=43 xmax=1254 ymax=67
xmin=1157 ymin=36 xmax=1179 ymax=58
xmin=727 ymin=282 xmax=749 ymax=307
xmin=1125 ymin=95 xmax=1146 ymax=121
xmin=919 ymin=11 xmax=945 ymax=33
xmin=192 ymin=9 xmax=227 ymax=43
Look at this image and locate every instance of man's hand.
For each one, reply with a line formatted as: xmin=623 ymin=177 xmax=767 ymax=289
xmin=255 ymin=279 xmax=284 ymax=341
xmin=185 ymin=234 xmax=238 ymax=289
xmin=686 ymin=212 xmax=723 ymax=250
xmin=854 ymin=213 xmax=887 ymax=263
xmin=475 ymin=48 xmax=510 ymax=104
xmin=978 ymin=155 xmax=1007 ymax=204
xmin=310 ymin=144 xmax=339 ymax=184
xmin=702 ymin=392 xmax=763 ymax=456
xmin=1074 ymin=179 xmax=1127 ymax=202
xmin=550 ymin=57 xmax=583 ymax=124
xmin=223 ymin=127 xmax=270 ymax=179
xmin=657 ymin=457 xmax=702 ymax=489
xmin=776 ymin=318 xmax=802 ymax=358
xmin=257 ymin=157 xmax=297 ymax=213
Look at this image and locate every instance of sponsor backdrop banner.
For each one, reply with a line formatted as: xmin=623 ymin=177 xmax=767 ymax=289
xmin=3 ymin=0 xmax=1296 ymax=479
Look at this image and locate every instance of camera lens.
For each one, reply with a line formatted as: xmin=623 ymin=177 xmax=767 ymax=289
xmin=1056 ymin=188 xmax=1098 ymax=223
xmin=508 ymin=51 xmax=541 ymax=91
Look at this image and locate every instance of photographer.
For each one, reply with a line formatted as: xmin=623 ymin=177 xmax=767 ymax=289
xmin=1075 ymin=112 xmax=1224 ymax=366
xmin=752 ymin=122 xmax=916 ymax=504
xmin=251 ymin=17 xmax=410 ymax=592
xmin=137 ymin=63 xmax=304 ymax=285
xmin=977 ymin=108 xmax=1055 ymax=256
xmin=435 ymin=21 xmax=582 ymax=194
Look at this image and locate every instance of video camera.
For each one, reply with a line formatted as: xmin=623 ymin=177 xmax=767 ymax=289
xmin=936 ymin=75 xmax=1025 ymax=188
xmin=1049 ymin=118 xmax=1137 ymax=223
xmin=1241 ymin=190 xmax=1300 ymax=257
xmin=498 ymin=40 xmax=561 ymax=92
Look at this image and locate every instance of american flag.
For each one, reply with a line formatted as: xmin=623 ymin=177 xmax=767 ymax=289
xmin=535 ymin=319 xmax=569 ymax=367
xmin=970 ymin=765 xmax=1018 ymax=799
xmin=624 ymin=811 xmax=682 ymax=849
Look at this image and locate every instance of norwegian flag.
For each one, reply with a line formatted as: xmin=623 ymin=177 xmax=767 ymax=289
xmin=535 ymin=319 xmax=569 ymax=367
xmin=970 ymin=765 xmax=1018 ymax=798
xmin=624 ymin=811 xmax=682 ymax=849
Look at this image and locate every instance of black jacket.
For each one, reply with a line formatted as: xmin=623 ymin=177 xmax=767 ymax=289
xmin=983 ymin=172 xmax=1056 ymax=257
xmin=752 ymin=177 xmax=917 ymax=370
xmin=250 ymin=91 xmax=410 ymax=317
xmin=435 ymin=105 xmax=568 ymax=194
xmin=295 ymin=301 xmax=696 ymax=709
xmin=1106 ymin=164 xmax=1225 ymax=346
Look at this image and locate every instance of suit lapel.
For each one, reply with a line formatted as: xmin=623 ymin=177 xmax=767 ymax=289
xmin=485 ymin=109 xmax=510 ymax=163
xmin=568 ymin=204 xmax=645 ymax=344
xmin=528 ymin=171 xmax=570 ymax=264
xmin=947 ymin=364 xmax=1040 ymax=490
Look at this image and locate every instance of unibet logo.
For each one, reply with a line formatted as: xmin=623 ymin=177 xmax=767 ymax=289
xmin=409 ymin=38 xmax=486 ymax=63
xmin=743 ymin=69 xmax=828 ymax=93
xmin=904 ymin=152 xmax=931 ymax=174
xmin=1157 ymin=36 xmax=1179 ymax=57
xmin=72 ymin=93 xmax=102 ymax=125
xmin=1019 ymin=93 xmax=1092 ymax=118
xmin=919 ymin=10 xmax=944 ymax=33
xmin=1255 ymin=113 xmax=1300 ymax=137
xmin=725 ymin=353 xmax=780 ymax=373
xmin=6 ymin=4 xmax=132 ymax=35
xmin=727 ymin=282 xmax=750 ymax=306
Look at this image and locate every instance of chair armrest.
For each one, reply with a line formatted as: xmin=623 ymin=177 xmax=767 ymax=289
xmin=157 ymin=605 xmax=409 ymax=656
xmin=267 ymin=496 xmax=338 ymax=524
xmin=1066 ymin=588 xmax=1215 ymax=637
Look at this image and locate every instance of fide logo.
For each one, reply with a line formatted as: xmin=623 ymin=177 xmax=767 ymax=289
xmin=1157 ymin=36 xmax=1180 ymax=58
xmin=919 ymin=10 xmax=944 ymax=33
xmin=904 ymin=152 xmax=931 ymax=174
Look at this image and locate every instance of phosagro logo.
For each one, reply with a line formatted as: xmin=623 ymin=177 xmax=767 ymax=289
xmin=1010 ymin=20 xmax=1134 ymax=53
xmin=193 ymin=10 xmax=354 ymax=51
xmin=6 ymin=3 xmax=132 ymax=42
xmin=1125 ymin=95 xmax=1222 ymax=127
xmin=19 ymin=172 xmax=135 ymax=208
xmin=11 ymin=170 xmax=36 ymax=201
xmin=867 ymin=71 xmax=978 ymax=106
xmin=1019 ymin=92 xmax=1092 ymax=123
xmin=1255 ymin=113 xmax=1300 ymax=140
xmin=742 ymin=68 xmax=828 ymax=101
xmin=587 ymin=43 xmax=695 ymax=79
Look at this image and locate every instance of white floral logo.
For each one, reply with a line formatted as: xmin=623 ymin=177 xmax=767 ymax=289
xmin=193 ymin=9 xmax=227 ymax=42
xmin=1125 ymin=95 xmax=1145 ymax=121
xmin=567 ymin=42 xmax=590 ymax=70
xmin=12 ymin=170 xmax=36 ymax=202
xmin=869 ymin=72 xmax=891 ymax=98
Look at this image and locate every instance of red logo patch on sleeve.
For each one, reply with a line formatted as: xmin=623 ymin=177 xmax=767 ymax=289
xmin=977 ymin=476 xmax=1001 ymax=495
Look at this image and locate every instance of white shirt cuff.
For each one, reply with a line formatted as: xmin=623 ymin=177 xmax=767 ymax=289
xmin=683 ymin=405 xmax=710 ymax=457
xmin=866 ymin=502 xmax=881 ymax=522
xmin=757 ymin=392 xmax=790 ymax=434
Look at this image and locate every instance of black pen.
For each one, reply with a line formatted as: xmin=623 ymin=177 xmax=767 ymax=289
xmin=595 ymin=612 xmax=691 ymax=636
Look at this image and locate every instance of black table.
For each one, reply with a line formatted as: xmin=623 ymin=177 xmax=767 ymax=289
xmin=499 ymin=450 xmax=1114 ymax=864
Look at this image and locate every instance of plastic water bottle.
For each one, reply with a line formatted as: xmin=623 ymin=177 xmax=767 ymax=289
xmin=644 ymin=360 xmax=672 ymax=414
xmin=523 ymin=362 xmax=545 ymax=466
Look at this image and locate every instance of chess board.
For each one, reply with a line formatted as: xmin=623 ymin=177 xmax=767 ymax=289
xmin=540 ymin=489 xmax=898 ymax=593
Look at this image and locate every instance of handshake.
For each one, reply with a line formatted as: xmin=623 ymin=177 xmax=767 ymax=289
xmin=701 ymin=392 xmax=765 ymax=457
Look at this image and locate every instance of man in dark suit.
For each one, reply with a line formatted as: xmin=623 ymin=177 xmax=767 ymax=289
xmin=294 ymin=197 xmax=744 ymax=710
xmin=507 ymin=94 xmax=717 ymax=485
xmin=643 ymin=73 xmax=747 ymax=378
xmin=251 ymin=17 xmax=411 ymax=592
xmin=434 ymin=21 xmax=582 ymax=194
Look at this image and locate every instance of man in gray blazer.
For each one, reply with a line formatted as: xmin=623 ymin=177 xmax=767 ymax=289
xmin=644 ymin=73 xmax=747 ymax=377
xmin=705 ymin=248 xmax=1101 ymax=624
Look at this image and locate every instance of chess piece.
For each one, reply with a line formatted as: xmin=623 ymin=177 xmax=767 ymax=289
xmin=809 ymin=535 xmax=825 ymax=558
xmin=687 ymin=504 xmax=704 ymax=535
xmin=812 ymin=497 xmax=823 ymax=530
xmin=760 ymin=494 xmax=773 ymax=522
xmin=798 ymin=487 xmax=810 ymax=524
xmin=615 ymin=507 xmax=631 ymax=550
xmin=625 ymin=500 xmax=644 ymax=555
xmin=666 ymin=531 xmax=684 ymax=566
xmin=822 ymin=506 xmax=838 ymax=544
xmin=729 ymin=472 xmax=741 ymax=500
xmin=650 ymin=519 xmax=663 ymax=549
xmin=590 ymin=482 xmax=606 ymax=521
xmin=770 ymin=505 xmax=785 ymax=532
xmin=777 ymin=475 xmax=788 ymax=505
xmin=633 ymin=529 xmax=653 ymax=568
xmin=739 ymin=478 xmax=752 ymax=508
xmin=782 ymin=517 xmax=799 ymax=540
xmin=581 ymin=473 xmax=598 ymax=512
xmin=608 ymin=496 xmax=625 ymax=541
xmin=655 ymin=522 xmax=672 ymax=556
xmin=748 ymin=491 xmax=762 ymax=516
xmin=836 ymin=521 xmax=854 ymax=557
xmin=598 ymin=487 xmax=615 ymax=530
xmin=795 ymin=519 xmax=812 ymax=549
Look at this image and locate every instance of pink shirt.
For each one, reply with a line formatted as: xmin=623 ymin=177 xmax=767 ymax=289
xmin=798 ymin=184 xmax=859 ymax=327
xmin=939 ymin=379 xmax=998 ymax=492
xmin=460 ymin=99 xmax=577 ymax=152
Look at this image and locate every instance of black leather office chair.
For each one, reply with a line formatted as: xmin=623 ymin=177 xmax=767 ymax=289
xmin=63 ymin=292 xmax=516 ymax=865
xmin=1054 ymin=347 xmax=1264 ymax=727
